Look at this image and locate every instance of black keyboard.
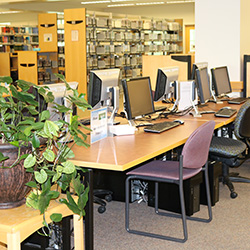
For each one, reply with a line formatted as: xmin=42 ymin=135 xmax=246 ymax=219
xmin=144 ymin=121 xmax=180 ymax=133
xmin=80 ymin=118 xmax=90 ymax=125
xmin=228 ymin=97 xmax=247 ymax=104
xmin=214 ymin=108 xmax=237 ymax=118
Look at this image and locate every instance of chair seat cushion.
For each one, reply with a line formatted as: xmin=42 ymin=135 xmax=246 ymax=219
xmin=127 ymin=160 xmax=201 ymax=180
xmin=209 ymin=136 xmax=246 ymax=158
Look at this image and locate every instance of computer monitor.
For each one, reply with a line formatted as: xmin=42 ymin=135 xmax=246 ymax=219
xmin=154 ymin=66 xmax=179 ymax=102
xmin=43 ymin=81 xmax=78 ymax=123
xmin=196 ymin=67 xmax=212 ymax=104
xmin=122 ymin=77 xmax=154 ymax=125
xmin=191 ymin=62 xmax=208 ymax=80
xmin=88 ymin=68 xmax=120 ymax=125
xmin=211 ymin=66 xmax=232 ymax=97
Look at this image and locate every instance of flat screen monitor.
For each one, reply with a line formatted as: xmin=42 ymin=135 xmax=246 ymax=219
xmin=43 ymin=81 xmax=78 ymax=123
xmin=191 ymin=62 xmax=208 ymax=80
xmin=122 ymin=77 xmax=154 ymax=121
xmin=88 ymin=68 xmax=120 ymax=109
xmin=196 ymin=67 xmax=212 ymax=104
xmin=154 ymin=66 xmax=179 ymax=102
xmin=211 ymin=66 xmax=232 ymax=96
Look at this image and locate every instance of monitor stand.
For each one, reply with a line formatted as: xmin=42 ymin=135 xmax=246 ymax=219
xmin=108 ymin=86 xmax=120 ymax=125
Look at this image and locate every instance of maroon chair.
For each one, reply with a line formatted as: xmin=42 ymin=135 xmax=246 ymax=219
xmin=125 ymin=120 xmax=215 ymax=242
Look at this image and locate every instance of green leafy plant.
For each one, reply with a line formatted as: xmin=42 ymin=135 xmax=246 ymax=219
xmin=0 ymin=74 xmax=91 ymax=227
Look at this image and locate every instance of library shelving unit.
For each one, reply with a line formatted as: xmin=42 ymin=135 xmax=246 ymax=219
xmin=0 ymin=26 xmax=38 ymax=53
xmin=85 ymin=12 xmax=183 ymax=79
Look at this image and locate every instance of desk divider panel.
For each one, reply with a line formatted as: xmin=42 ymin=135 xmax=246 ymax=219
xmin=243 ymin=54 xmax=250 ymax=97
xmin=142 ymin=54 xmax=190 ymax=90
xmin=0 ymin=53 xmax=10 ymax=76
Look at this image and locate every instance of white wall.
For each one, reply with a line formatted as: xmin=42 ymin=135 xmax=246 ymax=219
xmin=195 ymin=0 xmax=241 ymax=81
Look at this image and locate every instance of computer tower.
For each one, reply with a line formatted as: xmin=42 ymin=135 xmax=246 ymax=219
xmin=200 ymin=161 xmax=222 ymax=206
xmin=147 ymin=171 xmax=203 ymax=216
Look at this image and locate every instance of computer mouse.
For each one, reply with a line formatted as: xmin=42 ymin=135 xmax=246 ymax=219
xmin=174 ymin=119 xmax=185 ymax=125
xmin=222 ymin=106 xmax=232 ymax=109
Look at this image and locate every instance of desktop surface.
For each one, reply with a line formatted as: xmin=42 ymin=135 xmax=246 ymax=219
xmin=70 ymin=118 xmax=220 ymax=171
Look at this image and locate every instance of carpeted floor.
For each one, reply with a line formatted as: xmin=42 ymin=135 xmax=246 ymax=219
xmin=94 ymin=160 xmax=250 ymax=250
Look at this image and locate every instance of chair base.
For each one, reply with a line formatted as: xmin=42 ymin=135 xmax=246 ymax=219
xmin=93 ymin=189 xmax=113 ymax=214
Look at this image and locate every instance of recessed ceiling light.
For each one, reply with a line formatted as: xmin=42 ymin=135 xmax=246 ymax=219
xmin=111 ymin=0 xmax=134 ymax=2
xmin=0 ymin=10 xmax=22 ymax=14
xmin=107 ymin=3 xmax=134 ymax=7
xmin=81 ymin=0 xmax=110 ymax=3
xmin=136 ymin=2 xmax=164 ymax=5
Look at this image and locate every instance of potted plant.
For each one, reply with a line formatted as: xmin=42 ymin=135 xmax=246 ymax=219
xmin=0 ymin=74 xmax=91 ymax=226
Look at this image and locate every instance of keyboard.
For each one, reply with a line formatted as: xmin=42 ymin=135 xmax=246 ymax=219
xmin=80 ymin=118 xmax=90 ymax=125
xmin=154 ymin=106 xmax=167 ymax=112
xmin=228 ymin=97 xmax=247 ymax=104
xmin=214 ymin=108 xmax=237 ymax=118
xmin=144 ymin=121 xmax=180 ymax=133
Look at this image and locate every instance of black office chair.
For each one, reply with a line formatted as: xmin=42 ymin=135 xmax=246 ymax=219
xmin=209 ymin=100 xmax=250 ymax=198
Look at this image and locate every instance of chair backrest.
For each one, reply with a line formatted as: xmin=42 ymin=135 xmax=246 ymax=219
xmin=234 ymin=100 xmax=250 ymax=139
xmin=182 ymin=120 xmax=215 ymax=169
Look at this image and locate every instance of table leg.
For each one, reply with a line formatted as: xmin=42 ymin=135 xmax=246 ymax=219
xmin=74 ymin=215 xmax=84 ymax=250
xmin=84 ymin=169 xmax=94 ymax=250
xmin=7 ymin=232 xmax=20 ymax=250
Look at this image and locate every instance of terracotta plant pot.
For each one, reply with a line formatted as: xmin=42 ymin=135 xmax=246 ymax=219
xmin=0 ymin=143 xmax=32 ymax=209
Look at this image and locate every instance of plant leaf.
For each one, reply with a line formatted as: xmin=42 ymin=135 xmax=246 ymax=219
xmin=43 ymin=149 xmax=55 ymax=162
xmin=50 ymin=213 xmax=62 ymax=223
xmin=44 ymin=120 xmax=59 ymax=138
xmin=32 ymin=134 xmax=40 ymax=148
xmin=34 ymin=169 xmax=48 ymax=184
xmin=25 ymin=181 xmax=37 ymax=188
xmin=62 ymin=161 xmax=75 ymax=174
xmin=24 ymin=154 xmax=36 ymax=168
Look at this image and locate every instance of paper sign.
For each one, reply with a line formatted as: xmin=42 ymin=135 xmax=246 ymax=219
xmin=71 ymin=30 xmax=79 ymax=42
xmin=90 ymin=107 xmax=108 ymax=144
xmin=44 ymin=33 xmax=52 ymax=42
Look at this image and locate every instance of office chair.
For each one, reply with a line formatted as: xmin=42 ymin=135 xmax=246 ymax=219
xmin=125 ymin=120 xmax=215 ymax=242
xmin=209 ymin=100 xmax=250 ymax=198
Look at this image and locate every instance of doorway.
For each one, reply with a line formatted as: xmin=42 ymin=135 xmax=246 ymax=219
xmin=185 ymin=25 xmax=195 ymax=54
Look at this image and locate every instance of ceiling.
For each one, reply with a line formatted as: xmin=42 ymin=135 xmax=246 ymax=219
xmin=0 ymin=0 xmax=195 ymax=14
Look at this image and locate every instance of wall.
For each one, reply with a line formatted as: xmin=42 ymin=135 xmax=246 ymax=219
xmin=0 ymin=13 xmax=38 ymax=26
xmin=195 ymin=0 xmax=241 ymax=81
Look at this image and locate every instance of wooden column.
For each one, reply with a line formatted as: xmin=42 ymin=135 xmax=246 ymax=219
xmin=64 ymin=8 xmax=87 ymax=98
xmin=38 ymin=13 xmax=58 ymax=52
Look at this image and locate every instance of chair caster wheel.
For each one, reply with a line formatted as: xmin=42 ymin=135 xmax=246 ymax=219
xmin=105 ymin=194 xmax=112 ymax=202
xmin=230 ymin=192 xmax=238 ymax=199
xmin=98 ymin=205 xmax=106 ymax=214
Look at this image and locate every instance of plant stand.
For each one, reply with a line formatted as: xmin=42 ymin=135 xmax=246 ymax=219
xmin=0 ymin=195 xmax=84 ymax=250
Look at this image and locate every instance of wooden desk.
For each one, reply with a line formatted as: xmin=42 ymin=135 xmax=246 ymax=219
xmin=71 ymin=101 xmax=243 ymax=250
xmin=0 ymin=196 xmax=84 ymax=250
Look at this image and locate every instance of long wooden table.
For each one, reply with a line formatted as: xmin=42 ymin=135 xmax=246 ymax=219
xmin=71 ymin=101 xmax=244 ymax=250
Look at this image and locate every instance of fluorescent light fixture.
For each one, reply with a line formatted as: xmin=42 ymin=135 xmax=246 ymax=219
xmin=136 ymin=2 xmax=164 ymax=5
xmin=0 ymin=22 xmax=11 ymax=26
xmin=111 ymin=0 xmax=134 ymax=2
xmin=0 ymin=11 xmax=22 ymax=14
xmin=81 ymin=0 xmax=110 ymax=4
xmin=108 ymin=3 xmax=134 ymax=7
xmin=166 ymin=0 xmax=194 ymax=3
xmin=0 ymin=0 xmax=32 ymax=2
